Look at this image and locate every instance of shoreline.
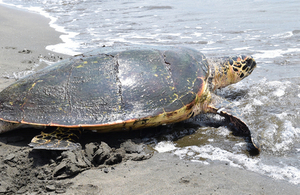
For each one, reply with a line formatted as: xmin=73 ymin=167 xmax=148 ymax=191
xmin=0 ymin=4 xmax=300 ymax=195
xmin=0 ymin=4 xmax=70 ymax=90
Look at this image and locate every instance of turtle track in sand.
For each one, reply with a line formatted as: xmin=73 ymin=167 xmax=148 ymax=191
xmin=0 ymin=128 xmax=153 ymax=194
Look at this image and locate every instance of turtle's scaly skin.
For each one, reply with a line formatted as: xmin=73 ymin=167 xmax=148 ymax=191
xmin=208 ymin=55 xmax=255 ymax=91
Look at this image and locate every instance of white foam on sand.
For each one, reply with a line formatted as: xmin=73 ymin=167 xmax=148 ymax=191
xmin=0 ymin=1 xmax=81 ymax=56
xmin=26 ymin=6 xmax=81 ymax=56
xmin=154 ymin=141 xmax=177 ymax=153
xmin=153 ymin=78 xmax=300 ymax=185
xmin=154 ymin=141 xmax=300 ymax=185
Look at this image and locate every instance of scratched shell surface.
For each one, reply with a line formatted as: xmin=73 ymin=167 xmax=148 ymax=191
xmin=0 ymin=46 xmax=208 ymax=126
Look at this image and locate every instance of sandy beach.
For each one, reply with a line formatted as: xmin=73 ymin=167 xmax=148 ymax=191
xmin=0 ymin=5 xmax=69 ymax=91
xmin=0 ymin=4 xmax=300 ymax=195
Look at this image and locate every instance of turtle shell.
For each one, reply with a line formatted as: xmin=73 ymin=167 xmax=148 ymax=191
xmin=0 ymin=46 xmax=208 ymax=132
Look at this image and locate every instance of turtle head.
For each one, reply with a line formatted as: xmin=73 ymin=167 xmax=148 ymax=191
xmin=209 ymin=55 xmax=256 ymax=90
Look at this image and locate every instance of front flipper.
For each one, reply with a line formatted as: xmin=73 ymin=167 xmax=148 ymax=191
xmin=28 ymin=128 xmax=82 ymax=151
xmin=207 ymin=93 xmax=260 ymax=152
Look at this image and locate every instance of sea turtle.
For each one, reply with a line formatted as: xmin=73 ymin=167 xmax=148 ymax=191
xmin=0 ymin=46 xmax=259 ymax=151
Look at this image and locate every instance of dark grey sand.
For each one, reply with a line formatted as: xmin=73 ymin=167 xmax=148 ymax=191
xmin=1 ymin=4 xmax=300 ymax=195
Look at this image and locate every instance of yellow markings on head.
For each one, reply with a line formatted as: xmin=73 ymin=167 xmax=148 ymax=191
xmin=76 ymin=64 xmax=84 ymax=68
xmin=9 ymin=102 xmax=13 ymax=105
xmin=83 ymin=61 xmax=88 ymax=64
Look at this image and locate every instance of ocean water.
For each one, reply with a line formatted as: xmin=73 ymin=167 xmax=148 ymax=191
xmin=1 ymin=0 xmax=300 ymax=185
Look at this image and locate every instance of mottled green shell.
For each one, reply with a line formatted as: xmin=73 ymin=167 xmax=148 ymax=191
xmin=0 ymin=46 xmax=208 ymax=129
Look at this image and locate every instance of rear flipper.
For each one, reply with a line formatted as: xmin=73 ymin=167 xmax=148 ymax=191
xmin=208 ymin=94 xmax=260 ymax=152
xmin=28 ymin=127 xmax=82 ymax=151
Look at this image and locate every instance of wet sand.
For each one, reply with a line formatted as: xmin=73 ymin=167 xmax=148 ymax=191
xmin=0 ymin=4 xmax=300 ymax=195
